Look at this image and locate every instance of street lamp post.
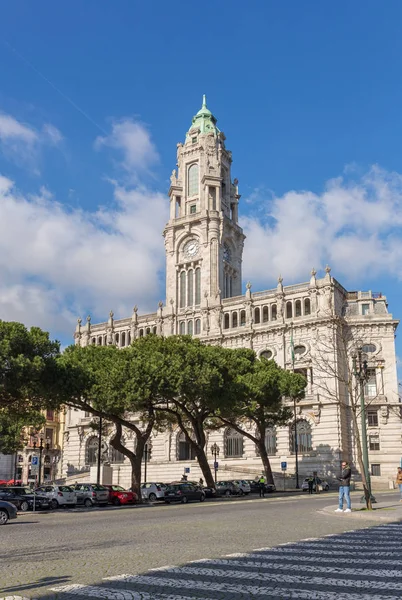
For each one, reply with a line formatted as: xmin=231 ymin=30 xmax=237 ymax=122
xmin=210 ymin=443 xmax=220 ymax=483
xmin=97 ymin=415 xmax=103 ymax=485
xmin=352 ymin=347 xmax=375 ymax=505
xmin=33 ymin=434 xmax=50 ymax=486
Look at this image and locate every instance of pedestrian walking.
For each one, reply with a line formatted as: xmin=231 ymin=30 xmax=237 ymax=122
xmin=258 ymin=473 xmax=266 ymax=498
xmin=335 ymin=461 xmax=352 ymax=513
xmin=396 ymin=467 xmax=402 ymax=502
xmin=307 ymin=476 xmax=314 ymax=495
xmin=198 ymin=478 xmax=204 ymax=488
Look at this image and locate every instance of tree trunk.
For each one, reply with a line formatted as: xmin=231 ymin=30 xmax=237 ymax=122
xmin=195 ymin=446 xmax=215 ymax=488
xmin=110 ymin=423 xmax=144 ymax=502
xmin=257 ymin=441 xmax=274 ymax=485
xmin=350 ymin=407 xmax=372 ymax=510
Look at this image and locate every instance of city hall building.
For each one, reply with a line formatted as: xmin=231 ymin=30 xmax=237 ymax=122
xmin=61 ymin=98 xmax=401 ymax=489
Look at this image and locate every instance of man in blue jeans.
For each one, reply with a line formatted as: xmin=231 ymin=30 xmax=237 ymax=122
xmin=335 ymin=461 xmax=352 ymax=513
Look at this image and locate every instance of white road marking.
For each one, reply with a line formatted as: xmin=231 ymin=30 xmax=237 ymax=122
xmin=50 ymin=585 xmax=203 ymax=600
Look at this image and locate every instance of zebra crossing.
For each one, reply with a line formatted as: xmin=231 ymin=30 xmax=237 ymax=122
xmin=3 ymin=523 xmax=402 ymax=600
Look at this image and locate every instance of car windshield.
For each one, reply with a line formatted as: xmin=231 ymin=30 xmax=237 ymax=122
xmin=91 ymin=485 xmax=107 ymax=491
xmin=166 ymin=485 xmax=180 ymax=491
xmin=59 ymin=486 xmax=74 ymax=492
xmin=111 ymin=486 xmax=125 ymax=491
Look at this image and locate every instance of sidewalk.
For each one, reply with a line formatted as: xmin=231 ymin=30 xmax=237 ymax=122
xmin=319 ymin=499 xmax=402 ymax=522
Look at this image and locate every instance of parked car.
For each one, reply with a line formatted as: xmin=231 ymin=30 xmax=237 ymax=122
xmin=202 ymin=485 xmax=217 ymax=498
xmin=246 ymin=480 xmax=276 ymax=494
xmin=0 ymin=500 xmax=17 ymax=525
xmin=35 ymin=485 xmax=77 ymax=509
xmin=0 ymin=486 xmax=50 ymax=511
xmin=72 ymin=483 xmax=109 ymax=507
xmin=140 ymin=482 xmax=167 ymax=502
xmin=103 ymin=485 xmax=138 ymax=505
xmin=164 ymin=483 xmax=205 ymax=504
xmin=231 ymin=480 xmax=251 ymax=495
xmin=215 ymin=480 xmax=240 ymax=496
xmin=301 ymin=477 xmax=330 ymax=492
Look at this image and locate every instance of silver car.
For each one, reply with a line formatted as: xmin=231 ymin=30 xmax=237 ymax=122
xmin=36 ymin=485 xmax=77 ymax=509
xmin=72 ymin=483 xmax=109 ymax=507
xmin=232 ymin=480 xmax=251 ymax=495
xmin=140 ymin=482 xmax=167 ymax=502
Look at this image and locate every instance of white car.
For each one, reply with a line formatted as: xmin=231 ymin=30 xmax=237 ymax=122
xmin=301 ymin=478 xmax=330 ymax=492
xmin=140 ymin=482 xmax=167 ymax=502
xmin=232 ymin=480 xmax=251 ymax=495
xmin=35 ymin=484 xmax=77 ymax=508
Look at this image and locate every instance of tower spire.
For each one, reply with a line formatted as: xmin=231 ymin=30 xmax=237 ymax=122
xmin=202 ymin=94 xmax=207 ymax=108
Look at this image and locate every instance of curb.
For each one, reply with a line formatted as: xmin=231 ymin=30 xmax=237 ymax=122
xmin=318 ymin=504 xmax=402 ymax=522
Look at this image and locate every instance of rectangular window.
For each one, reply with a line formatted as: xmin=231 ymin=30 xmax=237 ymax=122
xmin=371 ymin=463 xmax=381 ymax=476
xmin=190 ymin=204 xmax=196 ymax=214
xmin=364 ymin=369 xmax=377 ymax=397
xmin=367 ymin=409 xmax=378 ymax=427
xmin=191 ymin=137 xmax=197 ymax=144
xmin=46 ymin=410 xmax=54 ymax=421
xmin=369 ymin=434 xmax=380 ymax=451
xmin=362 ymin=303 xmax=370 ymax=315
xmin=45 ymin=428 xmax=53 ymax=448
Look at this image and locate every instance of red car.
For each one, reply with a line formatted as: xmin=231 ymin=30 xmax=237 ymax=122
xmin=104 ymin=485 xmax=137 ymax=506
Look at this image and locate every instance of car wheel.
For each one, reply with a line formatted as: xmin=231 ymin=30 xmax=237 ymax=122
xmin=20 ymin=501 xmax=29 ymax=512
xmin=148 ymin=493 xmax=157 ymax=502
xmin=113 ymin=497 xmax=120 ymax=506
xmin=238 ymin=489 xmax=244 ymax=496
xmin=0 ymin=510 xmax=9 ymax=525
xmin=51 ymin=499 xmax=59 ymax=509
xmin=84 ymin=498 xmax=93 ymax=508
xmin=200 ymin=494 xmax=205 ymax=502
xmin=225 ymin=490 xmax=231 ymax=497
xmin=181 ymin=496 xmax=188 ymax=504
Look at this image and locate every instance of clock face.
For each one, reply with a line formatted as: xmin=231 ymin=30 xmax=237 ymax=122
xmin=184 ymin=239 xmax=199 ymax=259
xmin=223 ymin=243 xmax=231 ymax=263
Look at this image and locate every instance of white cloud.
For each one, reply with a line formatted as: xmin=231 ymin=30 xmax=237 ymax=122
xmin=0 ymin=111 xmax=62 ymax=170
xmin=243 ymin=165 xmax=402 ymax=287
xmin=95 ymin=119 xmax=159 ymax=175
xmin=0 ymin=175 xmax=168 ymax=341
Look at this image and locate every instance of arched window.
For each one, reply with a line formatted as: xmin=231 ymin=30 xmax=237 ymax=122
xmin=92 ymin=337 xmax=96 ymax=345
xmin=97 ymin=337 xmax=102 ymax=345
xmin=304 ymin=298 xmax=311 ymax=315
xmin=225 ymin=428 xmax=244 ymax=458
xmin=265 ymin=426 xmax=277 ymax=455
xmin=180 ymin=271 xmax=186 ymax=308
xmin=115 ymin=333 xmax=120 ymax=345
xmin=195 ymin=319 xmax=201 ymax=334
xmin=187 ymin=320 xmax=193 ymax=335
xmin=195 ymin=268 xmax=201 ymax=305
xmin=295 ymin=300 xmax=302 ymax=317
xmin=127 ymin=332 xmax=131 ymax=345
xmin=224 ymin=314 xmax=230 ymax=329
xmin=263 ymin=306 xmax=269 ymax=322
xmin=187 ymin=269 xmax=194 ymax=306
xmin=290 ymin=419 xmax=312 ymax=454
xmin=260 ymin=350 xmax=273 ymax=360
xmin=146 ymin=328 xmax=151 ymax=335
xmin=179 ymin=321 xmax=186 ymax=335
xmin=110 ymin=445 xmax=125 ymax=464
xmin=188 ymin=164 xmax=199 ymax=196
xmin=271 ymin=304 xmax=277 ymax=321
xmin=152 ymin=326 xmax=157 ymax=334
xmin=254 ymin=307 xmax=260 ymax=324
xmin=139 ymin=329 xmax=144 ymax=337
xmin=177 ymin=431 xmax=196 ymax=460
xmin=240 ymin=310 xmax=246 ymax=326
xmin=121 ymin=332 xmax=126 ymax=346
xmin=286 ymin=302 xmax=293 ymax=319
xmin=86 ymin=436 xmax=99 ymax=466
xmin=232 ymin=312 xmax=238 ymax=328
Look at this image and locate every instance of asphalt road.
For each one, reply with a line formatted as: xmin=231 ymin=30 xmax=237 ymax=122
xmin=0 ymin=491 xmax=398 ymax=599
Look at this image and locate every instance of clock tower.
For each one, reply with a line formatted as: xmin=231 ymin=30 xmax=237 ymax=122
xmin=163 ymin=96 xmax=245 ymax=333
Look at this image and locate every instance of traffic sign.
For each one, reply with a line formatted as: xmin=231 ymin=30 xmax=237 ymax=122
xmin=281 ymin=461 xmax=287 ymax=471
xmin=31 ymin=456 xmax=39 ymax=466
xmin=185 ymin=467 xmax=190 ymax=473
xmin=214 ymin=461 xmax=219 ymax=470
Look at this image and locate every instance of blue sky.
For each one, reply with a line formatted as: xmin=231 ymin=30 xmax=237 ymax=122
xmin=1 ymin=1 xmax=402 ymax=366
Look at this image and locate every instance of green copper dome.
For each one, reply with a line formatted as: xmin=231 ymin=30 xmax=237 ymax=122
xmin=186 ymin=95 xmax=220 ymax=140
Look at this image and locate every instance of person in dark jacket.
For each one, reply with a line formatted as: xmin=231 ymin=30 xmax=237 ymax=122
xmin=335 ymin=461 xmax=352 ymax=513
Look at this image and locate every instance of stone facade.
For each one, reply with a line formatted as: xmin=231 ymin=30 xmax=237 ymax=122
xmin=62 ymin=98 xmax=401 ymax=489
